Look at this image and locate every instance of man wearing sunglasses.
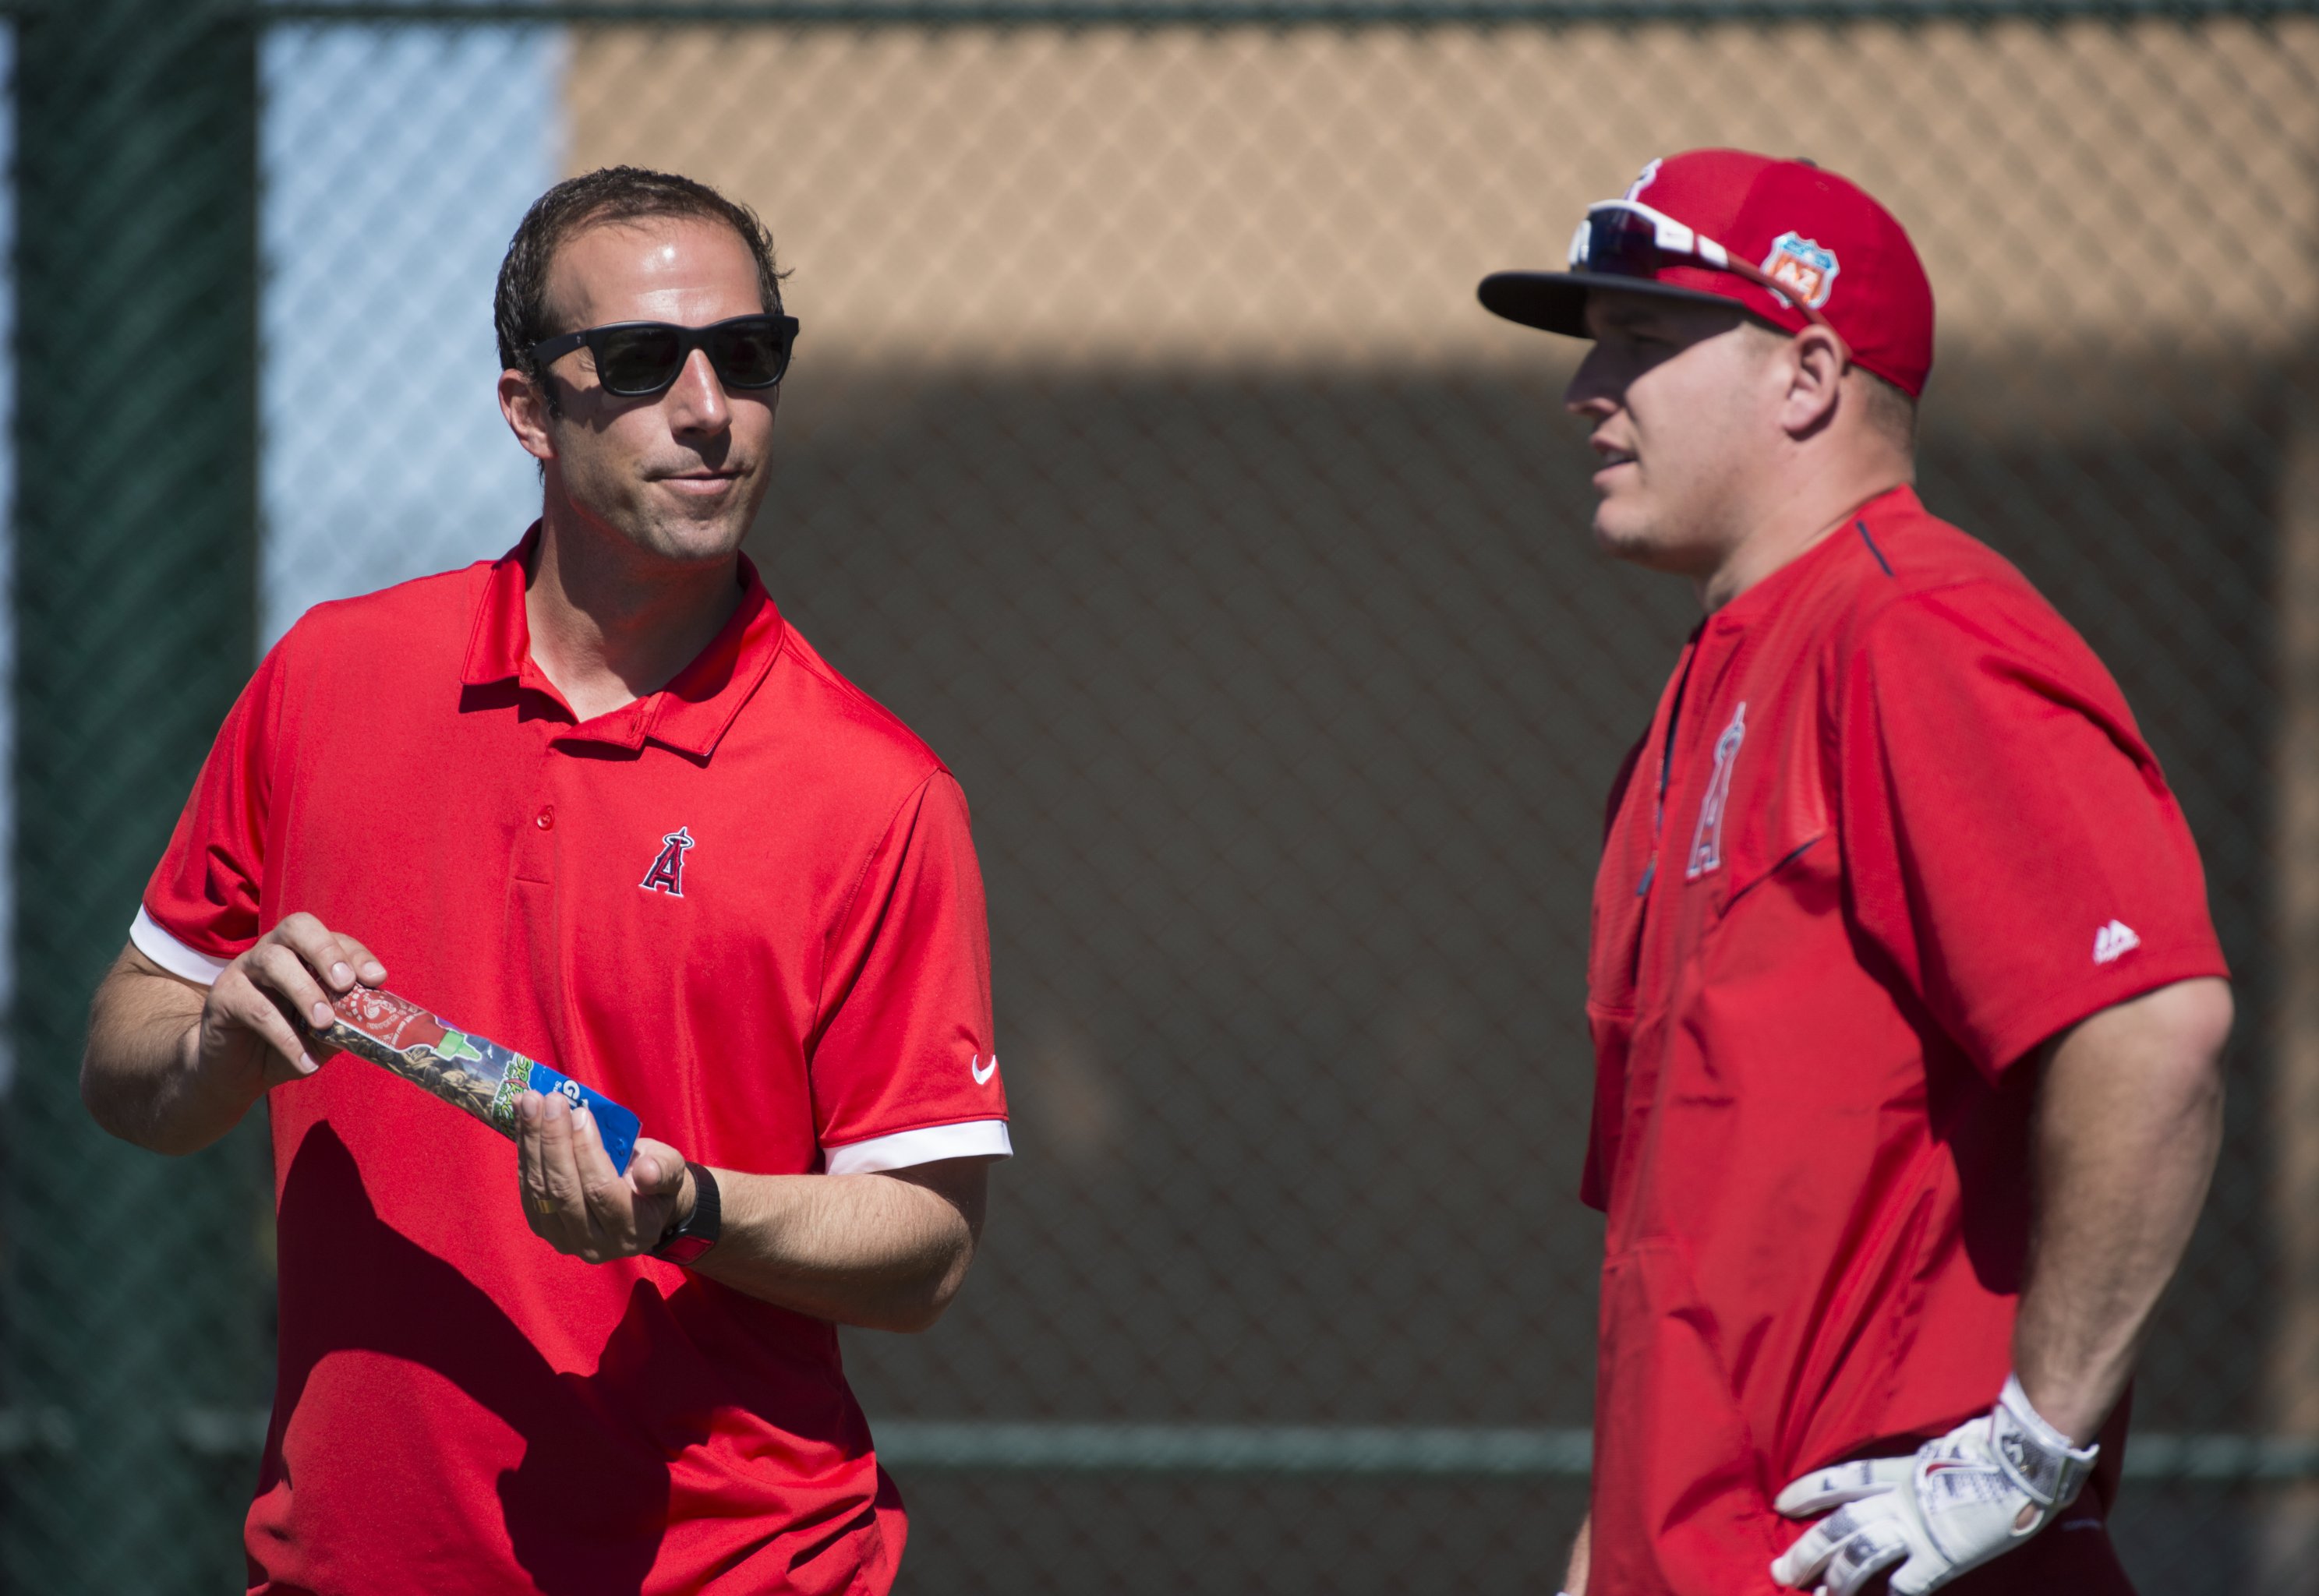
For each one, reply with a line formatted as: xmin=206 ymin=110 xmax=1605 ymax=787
xmin=1480 ymin=150 xmax=2231 ymax=1594
xmin=81 ymin=167 xmax=1007 ymax=1592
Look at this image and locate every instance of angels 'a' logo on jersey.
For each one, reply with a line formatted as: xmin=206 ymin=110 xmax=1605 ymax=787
xmin=640 ymin=826 xmax=695 ymax=897
xmin=1686 ymin=704 xmax=1747 ymax=881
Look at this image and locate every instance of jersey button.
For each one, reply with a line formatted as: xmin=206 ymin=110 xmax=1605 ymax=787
xmin=534 ymin=807 xmax=554 ymax=831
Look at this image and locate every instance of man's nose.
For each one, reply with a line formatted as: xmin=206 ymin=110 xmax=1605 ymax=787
xmin=665 ymin=347 xmax=730 ymax=434
xmin=1564 ymin=345 xmax=1618 ymax=417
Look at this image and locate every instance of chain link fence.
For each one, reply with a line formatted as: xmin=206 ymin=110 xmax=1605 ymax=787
xmin=6 ymin=1 xmax=2319 ymax=1591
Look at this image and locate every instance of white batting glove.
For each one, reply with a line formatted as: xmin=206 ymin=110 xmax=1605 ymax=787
xmin=1768 ymin=1375 xmax=2098 ymax=1595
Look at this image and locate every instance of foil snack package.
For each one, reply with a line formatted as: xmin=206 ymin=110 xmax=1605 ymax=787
xmin=317 ymin=986 xmax=641 ymax=1173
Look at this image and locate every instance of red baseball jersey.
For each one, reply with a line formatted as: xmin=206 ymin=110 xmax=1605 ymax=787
xmin=1582 ymin=486 xmax=2225 ymax=1594
xmin=134 ymin=530 xmax=1009 ymax=1595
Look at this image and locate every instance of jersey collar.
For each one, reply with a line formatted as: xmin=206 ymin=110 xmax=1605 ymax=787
xmin=1709 ymin=482 xmax=1921 ymax=633
xmin=460 ymin=523 xmax=787 ymax=760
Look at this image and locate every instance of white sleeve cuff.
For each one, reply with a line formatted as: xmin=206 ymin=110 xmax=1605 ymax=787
xmin=824 ymin=1118 xmax=1012 ymax=1175
xmin=130 ymin=907 xmax=235 ymax=987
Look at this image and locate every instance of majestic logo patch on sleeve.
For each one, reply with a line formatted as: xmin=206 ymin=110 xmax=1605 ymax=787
xmin=1762 ymin=231 xmax=1840 ymax=310
xmin=1686 ymin=703 xmax=1748 ymax=881
xmin=2093 ymin=920 xmax=2141 ymax=964
xmin=641 ymin=826 xmax=695 ymax=897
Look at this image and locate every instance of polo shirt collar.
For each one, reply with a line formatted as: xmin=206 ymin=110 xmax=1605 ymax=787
xmin=461 ymin=523 xmax=787 ymax=759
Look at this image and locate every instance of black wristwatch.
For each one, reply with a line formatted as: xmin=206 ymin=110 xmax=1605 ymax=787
xmin=652 ymin=1163 xmax=721 ymax=1265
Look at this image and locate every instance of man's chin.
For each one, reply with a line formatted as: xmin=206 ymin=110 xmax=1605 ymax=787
xmin=1591 ymin=510 xmax=1657 ymax=565
xmin=1593 ymin=517 xmax=1717 ymax=583
xmin=617 ymin=511 xmax=754 ymax=567
xmin=634 ymin=486 xmax=766 ymax=563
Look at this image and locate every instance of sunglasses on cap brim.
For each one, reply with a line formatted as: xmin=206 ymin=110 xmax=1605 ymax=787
xmin=528 ymin=313 xmax=801 ymax=398
xmin=1568 ymin=201 xmax=1843 ymax=343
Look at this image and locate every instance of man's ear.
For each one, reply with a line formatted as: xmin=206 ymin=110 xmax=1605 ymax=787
xmin=498 ymin=369 xmax=557 ymax=463
xmin=1778 ymin=325 xmax=1848 ymax=440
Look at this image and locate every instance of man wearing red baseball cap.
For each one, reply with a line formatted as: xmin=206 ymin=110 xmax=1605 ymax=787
xmin=1483 ymin=150 xmax=2232 ymax=1594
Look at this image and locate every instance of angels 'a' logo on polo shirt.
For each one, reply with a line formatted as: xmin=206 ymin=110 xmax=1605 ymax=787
xmin=641 ymin=826 xmax=695 ymax=897
xmin=1686 ymin=704 xmax=1747 ymax=881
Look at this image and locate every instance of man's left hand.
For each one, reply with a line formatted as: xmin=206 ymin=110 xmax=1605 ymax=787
xmin=516 ymin=1089 xmax=691 ymax=1262
xmin=1769 ymin=1375 xmax=2098 ymax=1596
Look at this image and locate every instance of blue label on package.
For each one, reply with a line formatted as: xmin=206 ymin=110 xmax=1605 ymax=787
xmin=523 ymin=1061 xmax=642 ymax=1174
xmin=444 ymin=1026 xmax=642 ymax=1174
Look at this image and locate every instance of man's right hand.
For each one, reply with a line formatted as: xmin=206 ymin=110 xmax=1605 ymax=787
xmin=198 ymin=912 xmax=388 ymax=1096
xmin=86 ymin=912 xmax=387 ymax=1155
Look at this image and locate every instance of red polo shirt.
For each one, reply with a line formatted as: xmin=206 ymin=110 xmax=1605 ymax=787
xmin=133 ymin=530 xmax=1009 ymax=1595
xmin=1583 ymin=487 xmax=2225 ymax=1594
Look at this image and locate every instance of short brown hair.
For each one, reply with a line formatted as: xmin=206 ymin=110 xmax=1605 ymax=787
xmin=494 ymin=166 xmax=787 ymax=379
xmin=1740 ymin=320 xmax=1918 ymax=452
xmin=1856 ymin=366 xmax=1919 ymax=451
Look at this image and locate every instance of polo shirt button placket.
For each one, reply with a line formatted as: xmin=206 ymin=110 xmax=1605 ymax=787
xmin=513 ymin=793 xmax=558 ymax=888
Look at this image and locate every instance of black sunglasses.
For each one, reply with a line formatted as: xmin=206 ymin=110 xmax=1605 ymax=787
xmin=528 ymin=313 xmax=801 ymax=398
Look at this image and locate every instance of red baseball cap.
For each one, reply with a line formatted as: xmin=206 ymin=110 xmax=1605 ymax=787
xmin=1479 ymin=149 xmax=1935 ymax=397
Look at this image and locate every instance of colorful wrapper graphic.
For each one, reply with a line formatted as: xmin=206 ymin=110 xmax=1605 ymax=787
xmin=316 ymin=987 xmax=642 ymax=1173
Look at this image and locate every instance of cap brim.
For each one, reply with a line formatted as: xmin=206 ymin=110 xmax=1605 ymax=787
xmin=1477 ymin=270 xmax=1749 ymax=337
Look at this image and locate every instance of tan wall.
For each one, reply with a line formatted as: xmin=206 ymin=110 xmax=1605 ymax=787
xmin=567 ymin=19 xmax=2319 ymax=373
xmin=563 ymin=17 xmax=2318 ymax=1498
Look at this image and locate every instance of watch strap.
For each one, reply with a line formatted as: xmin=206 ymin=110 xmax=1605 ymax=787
xmin=652 ymin=1162 xmax=721 ymax=1265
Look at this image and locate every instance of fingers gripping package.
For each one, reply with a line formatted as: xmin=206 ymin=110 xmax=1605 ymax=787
xmin=314 ymin=986 xmax=642 ymax=1173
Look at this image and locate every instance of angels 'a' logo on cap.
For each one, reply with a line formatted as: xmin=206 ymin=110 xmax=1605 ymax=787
xmin=1762 ymin=231 xmax=1840 ymax=310
xmin=1624 ymin=157 xmax=1663 ymax=201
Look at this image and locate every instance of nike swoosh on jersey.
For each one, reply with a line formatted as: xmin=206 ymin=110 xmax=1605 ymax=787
xmin=971 ymin=1055 xmax=998 ymax=1086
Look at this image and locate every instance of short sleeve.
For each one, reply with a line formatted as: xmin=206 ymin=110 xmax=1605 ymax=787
xmin=136 ymin=644 xmax=288 ymax=981
xmin=809 ymin=772 xmax=1009 ymax=1169
xmin=1839 ymin=584 xmax=2227 ymax=1077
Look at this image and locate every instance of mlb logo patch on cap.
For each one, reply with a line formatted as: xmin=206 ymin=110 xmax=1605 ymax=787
xmin=1762 ymin=231 xmax=1839 ymax=311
